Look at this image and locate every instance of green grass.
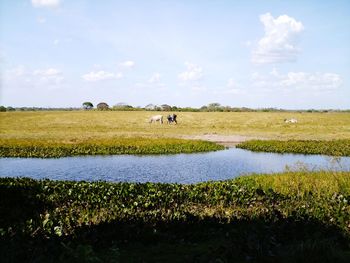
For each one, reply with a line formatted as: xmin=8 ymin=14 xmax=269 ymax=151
xmin=237 ymin=139 xmax=350 ymax=156
xmin=1 ymin=171 xmax=349 ymax=262
xmin=0 ymin=137 xmax=224 ymax=157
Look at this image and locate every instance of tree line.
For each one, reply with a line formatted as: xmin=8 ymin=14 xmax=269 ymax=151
xmin=1 ymin=103 xmax=349 ymax=113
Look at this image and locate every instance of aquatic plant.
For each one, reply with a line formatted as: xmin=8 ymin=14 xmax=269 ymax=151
xmin=0 ymin=138 xmax=224 ymax=158
xmin=237 ymin=139 xmax=350 ymax=156
xmin=0 ymin=171 xmax=349 ymax=262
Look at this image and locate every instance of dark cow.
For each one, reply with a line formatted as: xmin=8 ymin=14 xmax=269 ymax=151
xmin=167 ymin=114 xmax=177 ymax=124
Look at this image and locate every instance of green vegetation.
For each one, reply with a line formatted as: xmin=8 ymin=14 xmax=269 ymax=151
xmin=1 ymin=171 xmax=349 ymax=262
xmin=237 ymin=139 xmax=350 ymax=156
xmin=0 ymin=138 xmax=223 ymax=158
xmin=82 ymin=102 xmax=93 ymax=110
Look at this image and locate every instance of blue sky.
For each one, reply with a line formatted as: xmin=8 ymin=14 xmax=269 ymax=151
xmin=1 ymin=0 xmax=349 ymax=109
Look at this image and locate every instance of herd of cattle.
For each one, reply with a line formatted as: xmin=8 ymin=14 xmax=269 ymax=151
xmin=149 ymin=114 xmax=177 ymax=124
xmin=149 ymin=114 xmax=297 ymax=125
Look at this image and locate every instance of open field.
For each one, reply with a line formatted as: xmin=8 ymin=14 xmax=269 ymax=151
xmin=1 ymin=111 xmax=349 ymax=156
xmin=1 ymin=111 xmax=350 ymax=143
xmin=1 ymin=171 xmax=349 ymax=262
xmin=0 ymin=111 xmax=350 ymax=143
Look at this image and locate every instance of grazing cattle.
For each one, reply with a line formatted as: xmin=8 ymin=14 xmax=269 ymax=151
xmin=167 ymin=114 xmax=177 ymax=124
xmin=149 ymin=115 xmax=163 ymax=124
xmin=284 ymin=118 xmax=298 ymax=123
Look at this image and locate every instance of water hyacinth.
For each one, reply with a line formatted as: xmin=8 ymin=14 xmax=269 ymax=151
xmin=237 ymin=139 xmax=350 ymax=156
xmin=0 ymin=172 xmax=349 ymax=262
xmin=0 ymin=138 xmax=224 ymax=158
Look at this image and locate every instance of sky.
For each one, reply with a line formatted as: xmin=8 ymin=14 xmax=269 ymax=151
xmin=0 ymin=0 xmax=349 ymax=109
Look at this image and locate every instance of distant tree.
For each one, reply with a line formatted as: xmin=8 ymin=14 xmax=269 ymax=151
xmin=207 ymin=103 xmax=221 ymax=111
xmin=82 ymin=102 xmax=94 ymax=110
xmin=161 ymin=104 xmax=171 ymax=111
xmin=113 ymin=102 xmax=133 ymax=110
xmin=6 ymin=106 xmax=15 ymax=111
xmin=200 ymin=105 xmax=208 ymax=112
xmin=114 ymin=102 xmax=128 ymax=108
xmin=0 ymin=106 xmax=6 ymax=112
xmin=97 ymin=102 xmax=109 ymax=110
xmin=145 ymin=104 xmax=156 ymax=110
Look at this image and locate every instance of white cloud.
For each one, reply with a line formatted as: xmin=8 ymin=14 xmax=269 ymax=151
xmin=225 ymin=78 xmax=243 ymax=94
xmin=191 ymin=85 xmax=206 ymax=92
xmin=243 ymin=40 xmax=252 ymax=47
xmin=31 ymin=0 xmax=61 ymax=8
xmin=280 ymin=72 xmax=342 ymax=91
xmin=82 ymin=71 xmax=123 ymax=82
xmin=37 ymin=17 xmax=46 ymax=24
xmin=52 ymin=38 xmax=73 ymax=46
xmin=178 ymin=62 xmax=203 ymax=81
xmin=5 ymin=66 xmax=26 ymax=78
xmin=148 ymin=73 xmax=161 ymax=83
xmin=252 ymin=69 xmax=342 ymax=91
xmin=227 ymin=78 xmax=237 ymax=88
xmin=3 ymin=66 xmax=64 ymax=89
xmin=119 ymin=60 xmax=135 ymax=69
xmin=33 ymin=68 xmax=61 ymax=76
xmin=33 ymin=68 xmax=64 ymax=83
xmin=252 ymin=13 xmax=304 ymax=64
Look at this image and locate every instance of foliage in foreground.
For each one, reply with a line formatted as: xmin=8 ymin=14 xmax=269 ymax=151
xmin=1 ymin=171 xmax=350 ymax=262
xmin=0 ymin=138 xmax=224 ymax=158
xmin=237 ymin=139 xmax=350 ymax=156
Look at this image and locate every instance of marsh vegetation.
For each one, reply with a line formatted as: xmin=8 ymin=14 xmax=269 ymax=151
xmin=1 ymin=111 xmax=350 ymax=261
xmin=1 ymin=171 xmax=349 ymax=262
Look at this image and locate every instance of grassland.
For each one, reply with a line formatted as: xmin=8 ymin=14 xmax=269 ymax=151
xmin=1 ymin=111 xmax=350 ymax=156
xmin=1 ymin=171 xmax=349 ymax=262
xmin=1 ymin=111 xmax=350 ymax=142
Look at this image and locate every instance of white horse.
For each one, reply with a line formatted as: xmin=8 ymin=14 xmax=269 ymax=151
xmin=149 ymin=115 xmax=163 ymax=124
xmin=284 ymin=118 xmax=298 ymax=123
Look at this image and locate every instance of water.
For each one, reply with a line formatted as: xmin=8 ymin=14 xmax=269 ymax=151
xmin=0 ymin=148 xmax=349 ymax=184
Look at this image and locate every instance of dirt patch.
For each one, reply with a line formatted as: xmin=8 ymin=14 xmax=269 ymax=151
xmin=180 ymin=134 xmax=264 ymax=147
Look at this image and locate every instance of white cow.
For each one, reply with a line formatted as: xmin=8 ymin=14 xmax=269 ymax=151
xmin=149 ymin=115 xmax=163 ymax=124
xmin=284 ymin=118 xmax=298 ymax=123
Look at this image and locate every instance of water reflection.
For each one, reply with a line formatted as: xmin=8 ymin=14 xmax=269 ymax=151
xmin=0 ymin=148 xmax=349 ymax=184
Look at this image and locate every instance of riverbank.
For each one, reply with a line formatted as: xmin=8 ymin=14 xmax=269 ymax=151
xmin=1 ymin=171 xmax=349 ymax=262
xmin=180 ymin=134 xmax=261 ymax=147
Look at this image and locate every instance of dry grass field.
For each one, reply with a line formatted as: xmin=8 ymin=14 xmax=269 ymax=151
xmin=1 ymin=111 xmax=350 ymax=144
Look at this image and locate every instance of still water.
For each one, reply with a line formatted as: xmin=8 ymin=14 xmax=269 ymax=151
xmin=0 ymin=148 xmax=349 ymax=184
